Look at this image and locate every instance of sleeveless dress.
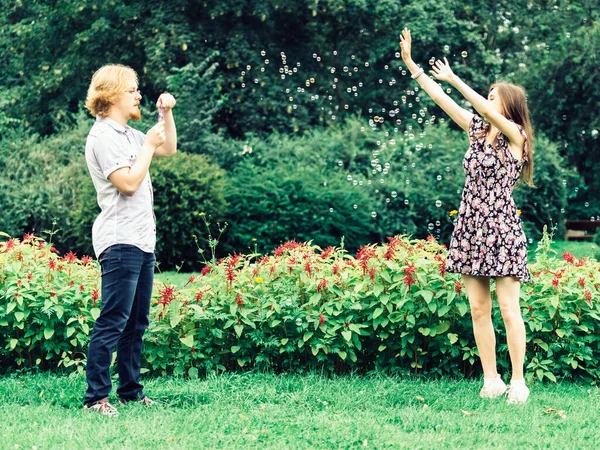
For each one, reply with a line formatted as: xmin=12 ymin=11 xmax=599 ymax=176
xmin=445 ymin=114 xmax=531 ymax=282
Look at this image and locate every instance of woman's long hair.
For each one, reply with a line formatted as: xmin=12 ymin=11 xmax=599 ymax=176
xmin=491 ymin=82 xmax=535 ymax=187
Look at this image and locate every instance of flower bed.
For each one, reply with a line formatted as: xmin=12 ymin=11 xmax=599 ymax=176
xmin=1 ymin=230 xmax=599 ymax=382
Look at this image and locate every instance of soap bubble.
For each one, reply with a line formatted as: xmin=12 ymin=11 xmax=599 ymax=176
xmin=435 ymin=200 xmax=442 ymax=207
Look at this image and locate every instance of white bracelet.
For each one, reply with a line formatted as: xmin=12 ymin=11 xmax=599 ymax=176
xmin=411 ymin=68 xmax=424 ymax=79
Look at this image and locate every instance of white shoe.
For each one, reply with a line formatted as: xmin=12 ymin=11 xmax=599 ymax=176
xmin=479 ymin=374 xmax=507 ymax=399
xmin=507 ymin=380 xmax=530 ymax=404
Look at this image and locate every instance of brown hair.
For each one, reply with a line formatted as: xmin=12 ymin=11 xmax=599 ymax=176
xmin=85 ymin=64 xmax=138 ymax=118
xmin=490 ymin=82 xmax=535 ymax=187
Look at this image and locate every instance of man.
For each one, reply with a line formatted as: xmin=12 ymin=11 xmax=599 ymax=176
xmin=83 ymin=64 xmax=177 ymax=415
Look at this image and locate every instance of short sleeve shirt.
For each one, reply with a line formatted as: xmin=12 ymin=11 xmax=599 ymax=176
xmin=85 ymin=117 xmax=156 ymax=258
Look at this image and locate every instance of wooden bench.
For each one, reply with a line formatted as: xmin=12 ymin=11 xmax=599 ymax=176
xmin=565 ymin=220 xmax=600 ymax=241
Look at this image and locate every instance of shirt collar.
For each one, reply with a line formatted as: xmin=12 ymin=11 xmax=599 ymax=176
xmin=96 ymin=116 xmax=130 ymax=134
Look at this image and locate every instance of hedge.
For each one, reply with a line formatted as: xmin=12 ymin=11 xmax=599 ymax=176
xmin=1 ymin=229 xmax=599 ymax=383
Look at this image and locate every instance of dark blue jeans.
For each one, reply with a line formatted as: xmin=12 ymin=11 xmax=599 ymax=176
xmin=84 ymin=244 xmax=155 ymax=406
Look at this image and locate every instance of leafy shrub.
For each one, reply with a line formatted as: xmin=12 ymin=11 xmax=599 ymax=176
xmin=0 ymin=233 xmax=100 ymax=373
xmin=152 ymin=152 xmax=228 ymax=270
xmin=221 ymin=117 xmax=573 ymax=253
xmin=3 ymin=230 xmax=599 ymax=383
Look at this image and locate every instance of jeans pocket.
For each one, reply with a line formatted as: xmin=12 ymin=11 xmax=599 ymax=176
xmin=100 ymin=245 xmax=122 ymax=277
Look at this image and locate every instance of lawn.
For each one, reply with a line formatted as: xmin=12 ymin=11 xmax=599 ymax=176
xmin=0 ymin=373 xmax=598 ymax=449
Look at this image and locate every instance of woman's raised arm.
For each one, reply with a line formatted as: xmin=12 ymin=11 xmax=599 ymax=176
xmin=400 ymin=28 xmax=473 ymax=132
xmin=431 ymin=58 xmax=524 ymax=149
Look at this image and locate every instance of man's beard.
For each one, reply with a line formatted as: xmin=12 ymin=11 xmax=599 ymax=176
xmin=130 ymin=108 xmax=141 ymax=121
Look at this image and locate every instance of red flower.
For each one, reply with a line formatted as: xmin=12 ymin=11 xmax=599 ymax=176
xmin=274 ymin=240 xmax=300 ymax=257
xmin=575 ymin=258 xmax=586 ymax=267
xmin=50 ymin=291 xmax=56 ymax=297
xmin=79 ymin=284 xmax=85 ymax=293
xmin=454 ymin=281 xmax=463 ymax=294
xmin=369 ymin=266 xmax=376 ymax=283
xmin=157 ymin=284 xmax=176 ymax=307
xmin=81 ymin=255 xmax=93 ymax=265
xmin=27 ymin=272 xmax=32 ymax=280
xmin=201 ymin=265 xmax=212 ymax=276
xmin=269 ymin=265 xmax=276 ymax=277
xmin=48 ymin=260 xmax=57 ymax=270
xmin=562 ymin=252 xmax=575 ymax=264
xmin=61 ymin=251 xmax=78 ymax=264
xmin=332 ymin=264 xmax=340 ymax=276
xmin=317 ymin=278 xmax=328 ymax=293
xmin=194 ymin=290 xmax=204 ymax=304
xmin=344 ymin=322 xmax=349 ymax=327
xmin=22 ymin=233 xmax=35 ymax=244
xmin=2 ymin=238 xmax=16 ymax=252
xmin=404 ymin=272 xmax=416 ymax=289
xmin=49 ymin=246 xmax=58 ymax=254
xmin=552 ymin=278 xmax=559 ymax=289
xmin=578 ymin=278 xmax=586 ymax=287
xmin=584 ymin=290 xmax=593 ymax=306
xmin=427 ymin=235 xmax=436 ymax=242
xmin=320 ymin=246 xmax=334 ymax=259
xmin=304 ymin=261 xmax=312 ymax=275
xmin=356 ymin=245 xmax=377 ymax=275
xmin=319 ymin=312 xmax=326 ymax=325
xmin=17 ymin=279 xmax=22 ymax=287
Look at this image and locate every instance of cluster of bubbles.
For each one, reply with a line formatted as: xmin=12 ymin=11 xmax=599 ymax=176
xmin=237 ymin=46 xmax=594 ymax=239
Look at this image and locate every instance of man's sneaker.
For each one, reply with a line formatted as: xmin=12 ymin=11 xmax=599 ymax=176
xmin=479 ymin=374 xmax=507 ymax=399
xmin=119 ymin=395 xmax=155 ymax=407
xmin=507 ymin=380 xmax=530 ymax=404
xmin=84 ymin=399 xmax=119 ymax=416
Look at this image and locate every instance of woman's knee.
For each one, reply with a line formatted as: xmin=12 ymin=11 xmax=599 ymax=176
xmin=499 ymin=306 xmax=523 ymax=326
xmin=469 ymin=299 xmax=492 ymax=320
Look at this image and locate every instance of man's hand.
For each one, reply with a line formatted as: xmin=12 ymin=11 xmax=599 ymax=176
xmin=157 ymin=93 xmax=176 ymax=111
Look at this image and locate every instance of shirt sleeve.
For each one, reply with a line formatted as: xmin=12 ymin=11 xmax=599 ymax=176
xmin=91 ymin=130 xmax=131 ymax=180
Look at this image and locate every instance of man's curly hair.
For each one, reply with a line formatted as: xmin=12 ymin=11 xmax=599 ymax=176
xmin=85 ymin=64 xmax=138 ymax=117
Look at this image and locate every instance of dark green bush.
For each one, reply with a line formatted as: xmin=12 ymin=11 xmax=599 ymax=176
xmin=152 ymin=152 xmax=228 ymax=270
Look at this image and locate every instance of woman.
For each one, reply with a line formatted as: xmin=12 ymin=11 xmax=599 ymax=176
xmin=399 ymin=28 xmax=534 ymax=404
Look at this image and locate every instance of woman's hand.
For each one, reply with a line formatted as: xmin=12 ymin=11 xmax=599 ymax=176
xmin=399 ymin=28 xmax=413 ymax=63
xmin=431 ymin=57 xmax=457 ymax=83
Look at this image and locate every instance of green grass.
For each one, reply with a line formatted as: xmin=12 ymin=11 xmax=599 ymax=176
xmin=1 ymin=373 xmax=599 ymax=449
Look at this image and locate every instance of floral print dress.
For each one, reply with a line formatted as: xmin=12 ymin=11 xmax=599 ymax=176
xmin=446 ymin=114 xmax=531 ymax=282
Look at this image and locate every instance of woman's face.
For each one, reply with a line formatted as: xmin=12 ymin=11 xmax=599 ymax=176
xmin=487 ymin=88 xmax=504 ymax=115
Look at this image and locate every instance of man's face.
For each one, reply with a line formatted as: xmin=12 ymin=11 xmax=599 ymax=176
xmin=115 ymin=78 xmax=142 ymax=121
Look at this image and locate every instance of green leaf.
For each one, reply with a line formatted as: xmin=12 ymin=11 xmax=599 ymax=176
xmin=373 ymin=307 xmax=384 ymax=319
xmin=418 ymin=327 xmax=430 ymax=336
xmin=170 ymin=314 xmax=183 ymax=328
xmin=303 ymin=331 xmax=314 ymax=342
xmin=280 ymin=338 xmax=289 ymax=345
xmin=309 ymin=293 xmax=322 ymax=304
xmin=342 ymin=330 xmax=352 ymax=341
xmin=448 ymin=333 xmax=459 ymax=344
xmin=231 ymin=345 xmax=241 ymax=354
xmin=9 ymin=339 xmax=18 ymax=350
xmin=417 ymin=290 xmax=433 ymax=303
xmin=14 ymin=311 xmax=24 ymax=323
xmin=234 ymin=324 xmax=244 ymax=338
xmin=456 ymin=302 xmax=469 ymax=317
xmin=545 ymin=372 xmax=557 ymax=383
xmin=66 ymin=327 xmax=76 ymax=338
xmin=237 ymin=358 xmax=246 ymax=367
xmin=188 ymin=367 xmax=199 ymax=379
xmin=348 ymin=324 xmax=361 ymax=334
xmin=6 ymin=302 xmax=16 ymax=314
xmin=378 ymin=345 xmax=387 ymax=352
xmin=270 ymin=319 xmax=281 ymax=328
xmin=180 ymin=334 xmax=194 ymax=348
xmin=90 ymin=308 xmax=101 ymax=321
xmin=555 ymin=329 xmax=565 ymax=338
xmin=311 ymin=345 xmax=319 ymax=356
xmin=435 ymin=321 xmax=450 ymax=334
xmin=44 ymin=328 xmax=54 ymax=340
xmin=338 ymin=351 xmax=347 ymax=360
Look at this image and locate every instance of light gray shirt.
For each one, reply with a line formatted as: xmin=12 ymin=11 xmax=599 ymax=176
xmin=85 ymin=117 xmax=156 ymax=258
